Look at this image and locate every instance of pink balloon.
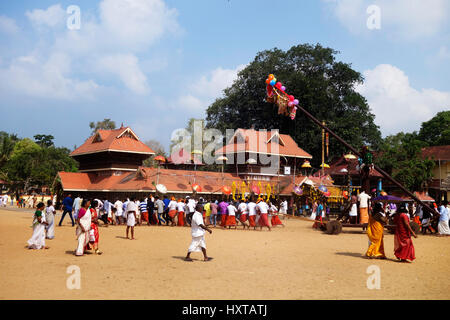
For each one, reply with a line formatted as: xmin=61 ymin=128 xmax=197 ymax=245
xmin=288 ymin=101 xmax=294 ymax=107
xmin=293 ymin=99 xmax=299 ymax=105
xmin=281 ymin=86 xmax=286 ymax=91
xmin=289 ymin=95 xmax=294 ymax=102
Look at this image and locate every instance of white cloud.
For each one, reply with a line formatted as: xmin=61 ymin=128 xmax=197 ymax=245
xmin=176 ymin=64 xmax=246 ymax=114
xmin=96 ymin=54 xmax=149 ymax=94
xmin=0 ymin=53 xmax=99 ymax=100
xmin=323 ymin=0 xmax=450 ymax=39
xmin=356 ymin=64 xmax=450 ymax=135
xmin=0 ymin=15 xmax=19 ymax=34
xmin=99 ymin=0 xmax=181 ymax=50
xmin=25 ymin=4 xmax=65 ymax=28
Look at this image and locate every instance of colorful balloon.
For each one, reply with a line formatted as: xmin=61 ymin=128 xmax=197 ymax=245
xmin=265 ymin=79 xmax=270 ymax=84
xmin=268 ymin=74 xmax=274 ymax=80
xmin=281 ymin=86 xmax=286 ymax=91
xmin=270 ymin=80 xmax=276 ymax=86
xmin=293 ymin=99 xmax=299 ymax=105
xmin=275 ymin=82 xmax=282 ymax=89
xmin=288 ymin=101 xmax=294 ymax=107
xmin=289 ymin=95 xmax=294 ymax=102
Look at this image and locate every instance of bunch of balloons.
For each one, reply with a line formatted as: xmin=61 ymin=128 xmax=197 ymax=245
xmin=265 ymin=74 xmax=299 ymax=120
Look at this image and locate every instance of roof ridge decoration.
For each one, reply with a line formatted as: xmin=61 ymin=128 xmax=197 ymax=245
xmin=266 ymin=130 xmax=286 ymax=146
xmin=116 ymin=127 xmax=139 ymax=141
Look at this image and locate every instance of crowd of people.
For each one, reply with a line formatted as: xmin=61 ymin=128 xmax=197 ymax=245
xmin=26 ymin=193 xmax=288 ymax=256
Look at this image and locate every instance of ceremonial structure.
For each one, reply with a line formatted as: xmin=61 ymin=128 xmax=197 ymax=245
xmin=55 ymin=127 xmax=323 ymax=202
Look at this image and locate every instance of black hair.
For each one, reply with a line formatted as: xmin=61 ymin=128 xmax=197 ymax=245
xmin=46 ymin=199 xmax=53 ymax=206
xmin=81 ymin=199 xmax=90 ymax=207
xmin=36 ymin=202 xmax=45 ymax=209
xmin=91 ymin=199 xmax=98 ymax=208
xmin=195 ymin=203 xmax=204 ymax=212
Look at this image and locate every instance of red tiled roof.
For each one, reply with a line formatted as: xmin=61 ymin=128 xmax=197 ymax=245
xmin=71 ymin=127 xmax=155 ymax=156
xmin=58 ymin=168 xmax=309 ymax=196
xmin=421 ymin=145 xmax=450 ymax=161
xmin=215 ymin=129 xmax=312 ymax=159
xmin=390 ymin=191 xmax=436 ymax=202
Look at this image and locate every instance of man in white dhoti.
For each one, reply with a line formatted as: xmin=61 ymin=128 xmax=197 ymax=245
xmin=438 ymin=201 xmax=450 ymax=236
xmin=27 ymin=202 xmax=48 ymax=249
xmin=126 ymin=198 xmax=138 ymax=240
xmin=185 ymin=203 xmax=212 ymax=262
xmin=75 ymin=199 xmax=92 ymax=256
xmin=45 ymin=200 xmax=56 ymax=239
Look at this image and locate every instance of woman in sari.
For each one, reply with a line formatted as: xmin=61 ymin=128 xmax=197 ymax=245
xmin=86 ymin=200 xmax=102 ymax=254
xmin=27 ymin=202 xmax=49 ymax=249
xmin=45 ymin=200 xmax=56 ymax=239
xmin=75 ymin=199 xmax=92 ymax=256
xmin=393 ymin=203 xmax=417 ymax=262
xmin=366 ymin=202 xmax=387 ymax=259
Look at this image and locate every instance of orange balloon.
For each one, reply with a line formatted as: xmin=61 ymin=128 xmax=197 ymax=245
xmin=268 ymin=74 xmax=274 ymax=80
xmin=222 ymin=186 xmax=231 ymax=195
xmin=265 ymin=79 xmax=270 ymax=84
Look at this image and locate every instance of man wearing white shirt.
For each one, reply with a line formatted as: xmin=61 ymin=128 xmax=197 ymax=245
xmin=126 ymin=197 xmax=138 ymax=240
xmin=73 ymin=195 xmax=82 ymax=220
xmin=247 ymin=199 xmax=257 ymax=229
xmin=225 ymin=202 xmax=238 ymax=229
xmin=185 ymin=204 xmax=212 ymax=262
xmin=256 ymin=200 xmax=271 ymax=231
xmin=114 ymin=199 xmax=124 ymax=225
xmin=238 ymin=200 xmax=249 ymax=229
xmin=357 ymin=191 xmax=371 ymax=226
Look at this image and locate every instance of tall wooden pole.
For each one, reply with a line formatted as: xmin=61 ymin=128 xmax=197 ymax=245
xmin=322 ymin=121 xmax=325 ymax=177
xmin=295 ymin=105 xmax=436 ymax=215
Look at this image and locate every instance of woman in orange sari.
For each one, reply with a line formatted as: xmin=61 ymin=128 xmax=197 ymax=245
xmin=393 ymin=203 xmax=417 ymax=262
xmin=366 ymin=202 xmax=387 ymax=259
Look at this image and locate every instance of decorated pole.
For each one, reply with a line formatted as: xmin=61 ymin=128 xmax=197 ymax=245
xmin=264 ymin=74 xmax=436 ymax=215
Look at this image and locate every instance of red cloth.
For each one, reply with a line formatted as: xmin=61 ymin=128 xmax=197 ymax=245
xmin=177 ymin=212 xmax=185 ymax=226
xmin=168 ymin=210 xmax=177 ymax=219
xmin=248 ymin=215 xmax=256 ymax=227
xmin=141 ymin=211 xmax=149 ymax=222
xmin=258 ymin=213 xmax=270 ymax=227
xmin=394 ymin=213 xmax=415 ymax=261
xmin=220 ymin=214 xmax=227 ymax=227
xmin=271 ymin=215 xmax=283 ymax=226
xmin=225 ymin=215 xmax=236 ymax=226
xmin=239 ymin=213 xmax=248 ymax=223
xmin=87 ymin=208 xmax=99 ymax=247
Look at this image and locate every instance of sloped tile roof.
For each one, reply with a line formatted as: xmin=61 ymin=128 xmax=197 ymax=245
xmin=71 ymin=127 xmax=155 ymax=156
xmin=215 ymin=128 xmax=312 ymax=159
xmin=421 ymin=145 xmax=450 ymax=161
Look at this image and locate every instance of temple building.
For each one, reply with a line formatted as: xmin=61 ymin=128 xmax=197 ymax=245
xmin=55 ymin=127 xmax=333 ymax=203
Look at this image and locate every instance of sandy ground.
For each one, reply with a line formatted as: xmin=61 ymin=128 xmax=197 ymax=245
xmin=0 ymin=206 xmax=449 ymax=300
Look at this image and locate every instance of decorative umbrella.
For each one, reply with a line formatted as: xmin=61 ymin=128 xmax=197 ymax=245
xmin=293 ymin=185 xmax=303 ymax=195
xmin=221 ymin=185 xmax=231 ymax=195
xmin=340 ymin=168 xmax=348 ymax=173
xmin=344 ymin=153 xmax=357 ymax=160
xmin=246 ymin=158 xmax=257 ymax=164
xmin=154 ymin=156 xmax=166 ymax=185
xmin=192 ymin=183 xmax=202 ymax=193
xmin=156 ymin=184 xmax=167 ymax=194
xmin=320 ymin=163 xmax=330 ymax=168
xmin=216 ymin=155 xmax=228 ymax=182
xmin=301 ymin=160 xmax=312 ymax=168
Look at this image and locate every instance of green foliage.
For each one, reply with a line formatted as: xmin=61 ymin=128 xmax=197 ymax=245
xmin=34 ymin=134 xmax=55 ymax=148
xmin=1 ymin=136 xmax=78 ymax=194
xmin=375 ymin=132 xmax=434 ymax=191
xmin=205 ymin=44 xmax=382 ymax=166
xmin=89 ymin=118 xmax=117 ymax=134
xmin=0 ymin=131 xmax=20 ymax=168
xmin=418 ymin=111 xmax=450 ymax=146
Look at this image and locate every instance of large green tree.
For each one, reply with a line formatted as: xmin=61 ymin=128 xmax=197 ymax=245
xmin=418 ymin=111 xmax=450 ymax=146
xmin=89 ymin=118 xmax=117 ymax=134
xmin=375 ymin=132 xmax=434 ymax=191
xmin=0 ymin=131 xmax=19 ymax=168
xmin=205 ymin=44 xmax=382 ymax=166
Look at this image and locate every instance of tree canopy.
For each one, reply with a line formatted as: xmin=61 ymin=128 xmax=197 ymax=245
xmin=418 ymin=111 xmax=450 ymax=146
xmin=89 ymin=118 xmax=117 ymax=134
xmin=206 ymin=44 xmax=382 ymax=166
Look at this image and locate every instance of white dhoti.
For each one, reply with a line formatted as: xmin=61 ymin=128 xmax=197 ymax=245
xmin=46 ymin=217 xmax=55 ymax=239
xmin=438 ymin=220 xmax=450 ymax=235
xmin=127 ymin=213 xmax=136 ymax=227
xmin=188 ymin=236 xmax=206 ymax=252
xmin=310 ymin=212 xmax=317 ymax=220
xmin=27 ymin=223 xmax=46 ymax=249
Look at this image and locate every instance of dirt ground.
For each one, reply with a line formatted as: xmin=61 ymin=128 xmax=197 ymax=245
xmin=0 ymin=206 xmax=449 ymax=300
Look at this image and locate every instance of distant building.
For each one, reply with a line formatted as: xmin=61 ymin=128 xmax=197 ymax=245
xmin=421 ymin=145 xmax=450 ymax=202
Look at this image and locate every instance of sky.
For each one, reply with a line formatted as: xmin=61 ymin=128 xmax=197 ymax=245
xmin=0 ymin=0 xmax=449 ymax=152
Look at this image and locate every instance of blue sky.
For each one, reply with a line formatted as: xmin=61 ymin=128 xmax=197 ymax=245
xmin=0 ymin=0 xmax=449 ymax=152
